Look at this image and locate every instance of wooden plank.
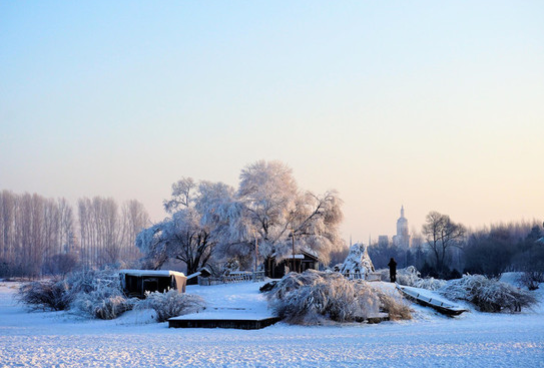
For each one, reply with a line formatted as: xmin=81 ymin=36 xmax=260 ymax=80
xmin=168 ymin=317 xmax=281 ymax=330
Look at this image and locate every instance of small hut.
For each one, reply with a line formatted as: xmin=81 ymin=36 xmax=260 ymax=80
xmin=119 ymin=269 xmax=187 ymax=298
xmin=265 ymin=251 xmax=319 ymax=279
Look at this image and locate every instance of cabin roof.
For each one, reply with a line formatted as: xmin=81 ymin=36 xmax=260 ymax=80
xmin=119 ymin=269 xmax=186 ymax=278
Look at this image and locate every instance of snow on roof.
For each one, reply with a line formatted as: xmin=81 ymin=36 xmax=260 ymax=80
xmin=119 ymin=269 xmax=186 ymax=277
xmin=272 ymin=252 xmax=312 ymax=260
xmin=286 ymin=254 xmax=305 ymax=259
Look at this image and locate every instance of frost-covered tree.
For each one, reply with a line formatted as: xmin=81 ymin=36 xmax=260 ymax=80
xmin=216 ymin=160 xmax=344 ymax=267
xmin=136 ymin=179 xmax=235 ymax=275
xmin=340 ymin=243 xmax=375 ymax=279
xmin=137 ymin=161 xmax=343 ymax=274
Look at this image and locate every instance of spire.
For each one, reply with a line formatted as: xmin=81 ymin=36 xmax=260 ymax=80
xmin=401 ymin=205 xmax=405 ymax=218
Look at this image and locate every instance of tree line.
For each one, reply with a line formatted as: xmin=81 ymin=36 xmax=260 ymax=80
xmin=3 ymin=161 xmax=542 ymax=283
xmin=369 ymin=212 xmax=544 ymax=283
xmin=0 ymin=190 xmax=149 ymax=278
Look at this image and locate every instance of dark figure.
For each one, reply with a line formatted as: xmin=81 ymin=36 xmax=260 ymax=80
xmin=388 ymin=257 xmax=397 ymax=283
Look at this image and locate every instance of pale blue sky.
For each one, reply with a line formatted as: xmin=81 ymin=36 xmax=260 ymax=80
xmin=1 ymin=1 xmax=543 ymax=241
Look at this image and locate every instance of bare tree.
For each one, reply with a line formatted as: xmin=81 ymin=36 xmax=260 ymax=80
xmin=119 ymin=199 xmax=149 ymax=262
xmin=78 ymin=197 xmax=121 ymax=268
xmin=422 ymin=211 xmax=466 ymax=276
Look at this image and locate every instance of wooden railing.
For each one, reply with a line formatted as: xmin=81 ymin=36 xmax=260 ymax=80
xmin=198 ymin=271 xmax=265 ymax=286
xmin=342 ymin=271 xmax=382 ymax=282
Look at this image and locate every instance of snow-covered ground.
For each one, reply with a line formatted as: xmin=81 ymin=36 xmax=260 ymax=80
xmin=1 ymin=279 xmax=543 ymax=368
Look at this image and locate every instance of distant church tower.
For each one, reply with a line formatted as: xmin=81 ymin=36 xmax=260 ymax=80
xmin=393 ymin=206 xmax=411 ymax=249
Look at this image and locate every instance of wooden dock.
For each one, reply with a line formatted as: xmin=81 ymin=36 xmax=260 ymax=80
xmin=169 ymin=316 xmax=281 ymax=330
xmin=169 ymin=309 xmax=280 ymax=330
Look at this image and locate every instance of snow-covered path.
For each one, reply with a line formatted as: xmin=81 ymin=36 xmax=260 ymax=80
xmin=1 ymin=281 xmax=543 ymax=367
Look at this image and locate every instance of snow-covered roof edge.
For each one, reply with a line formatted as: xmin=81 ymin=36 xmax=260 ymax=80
xmin=119 ymin=269 xmax=186 ymax=277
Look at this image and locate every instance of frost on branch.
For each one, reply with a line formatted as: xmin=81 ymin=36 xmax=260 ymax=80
xmin=412 ymin=277 xmax=446 ymax=291
xmin=375 ymin=266 xmax=446 ymax=290
xmin=70 ymin=270 xmax=136 ymax=320
xmin=73 ymin=289 xmax=135 ymax=320
xmin=221 ymin=161 xmax=344 ymax=267
xmin=136 ymin=289 xmax=205 ymax=322
xmin=396 ymin=266 xmax=421 ymax=286
xmin=438 ymin=274 xmax=538 ymax=313
xmin=371 ymin=286 xmax=412 ymax=321
xmin=137 ymin=161 xmax=345 ymax=272
xmin=17 ymin=278 xmax=71 ymax=311
xmin=267 ymin=270 xmax=411 ymax=325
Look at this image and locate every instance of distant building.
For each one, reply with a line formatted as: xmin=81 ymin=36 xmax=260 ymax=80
xmin=392 ymin=206 xmax=411 ymax=249
xmin=378 ymin=235 xmax=389 ymax=247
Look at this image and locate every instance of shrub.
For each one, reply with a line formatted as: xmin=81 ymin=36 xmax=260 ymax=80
xmin=72 ymin=283 xmax=135 ymax=320
xmin=136 ymin=289 xmax=205 ymax=322
xmin=267 ymin=270 xmax=410 ymax=325
xmin=518 ymin=271 xmax=544 ymax=291
xmin=396 ymin=266 xmax=421 ymax=286
xmin=17 ymin=278 xmax=70 ymax=311
xmin=413 ymin=277 xmax=446 ymax=291
xmin=17 ymin=269 xmax=138 ymax=319
xmin=68 ymin=269 xmax=138 ymax=320
xmin=439 ymin=274 xmax=538 ymax=313
xmin=372 ymin=288 xmax=412 ymax=321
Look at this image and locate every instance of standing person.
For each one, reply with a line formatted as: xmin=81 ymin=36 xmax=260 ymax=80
xmin=388 ymin=257 xmax=397 ymax=283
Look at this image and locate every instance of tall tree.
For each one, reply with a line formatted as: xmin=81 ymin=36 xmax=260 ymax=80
xmin=79 ymin=196 xmax=148 ymax=269
xmin=120 ymin=199 xmax=150 ymax=261
xmin=422 ymin=211 xmax=466 ymax=276
xmin=136 ymin=179 xmax=231 ymax=275
xmin=216 ymin=160 xmax=344 ymax=266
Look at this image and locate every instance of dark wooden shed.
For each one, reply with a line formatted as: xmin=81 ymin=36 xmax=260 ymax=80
xmin=119 ymin=270 xmax=187 ymax=298
xmin=265 ymin=251 xmax=319 ymax=279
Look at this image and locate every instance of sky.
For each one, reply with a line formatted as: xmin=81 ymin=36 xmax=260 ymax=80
xmin=1 ymin=1 xmax=543 ymax=243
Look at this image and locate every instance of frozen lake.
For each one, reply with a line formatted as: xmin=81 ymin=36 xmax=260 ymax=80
xmin=1 ymin=280 xmax=543 ymax=367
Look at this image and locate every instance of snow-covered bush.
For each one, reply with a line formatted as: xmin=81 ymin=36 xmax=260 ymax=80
xmin=439 ymin=274 xmax=538 ymax=313
xmin=375 ymin=266 xmax=423 ymax=285
xmin=374 ymin=268 xmax=390 ymax=282
xmin=67 ymin=269 xmax=137 ymax=320
xmin=17 ymin=269 xmax=139 ymax=319
xmin=266 ymin=270 xmax=410 ymax=325
xmin=413 ymin=277 xmax=446 ymax=291
xmin=136 ymin=289 xmax=205 ymax=322
xmin=371 ymin=287 xmax=412 ymax=321
xmin=17 ymin=278 xmax=70 ymax=311
xmin=72 ymin=283 xmax=135 ymax=320
xmin=63 ymin=269 xmax=119 ymax=304
xmin=396 ymin=266 xmax=421 ymax=286
xmin=378 ymin=266 xmax=445 ymax=291
xmin=518 ymin=271 xmax=544 ymax=291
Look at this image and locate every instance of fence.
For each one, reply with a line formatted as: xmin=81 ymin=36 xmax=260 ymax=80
xmin=342 ymin=271 xmax=382 ymax=282
xmin=198 ymin=271 xmax=265 ymax=286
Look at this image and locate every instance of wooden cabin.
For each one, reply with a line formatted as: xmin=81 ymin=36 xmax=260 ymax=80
xmin=265 ymin=251 xmax=319 ymax=279
xmin=119 ymin=269 xmax=187 ymax=298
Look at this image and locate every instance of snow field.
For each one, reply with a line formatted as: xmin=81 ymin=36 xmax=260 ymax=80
xmin=1 ymin=280 xmax=543 ymax=367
